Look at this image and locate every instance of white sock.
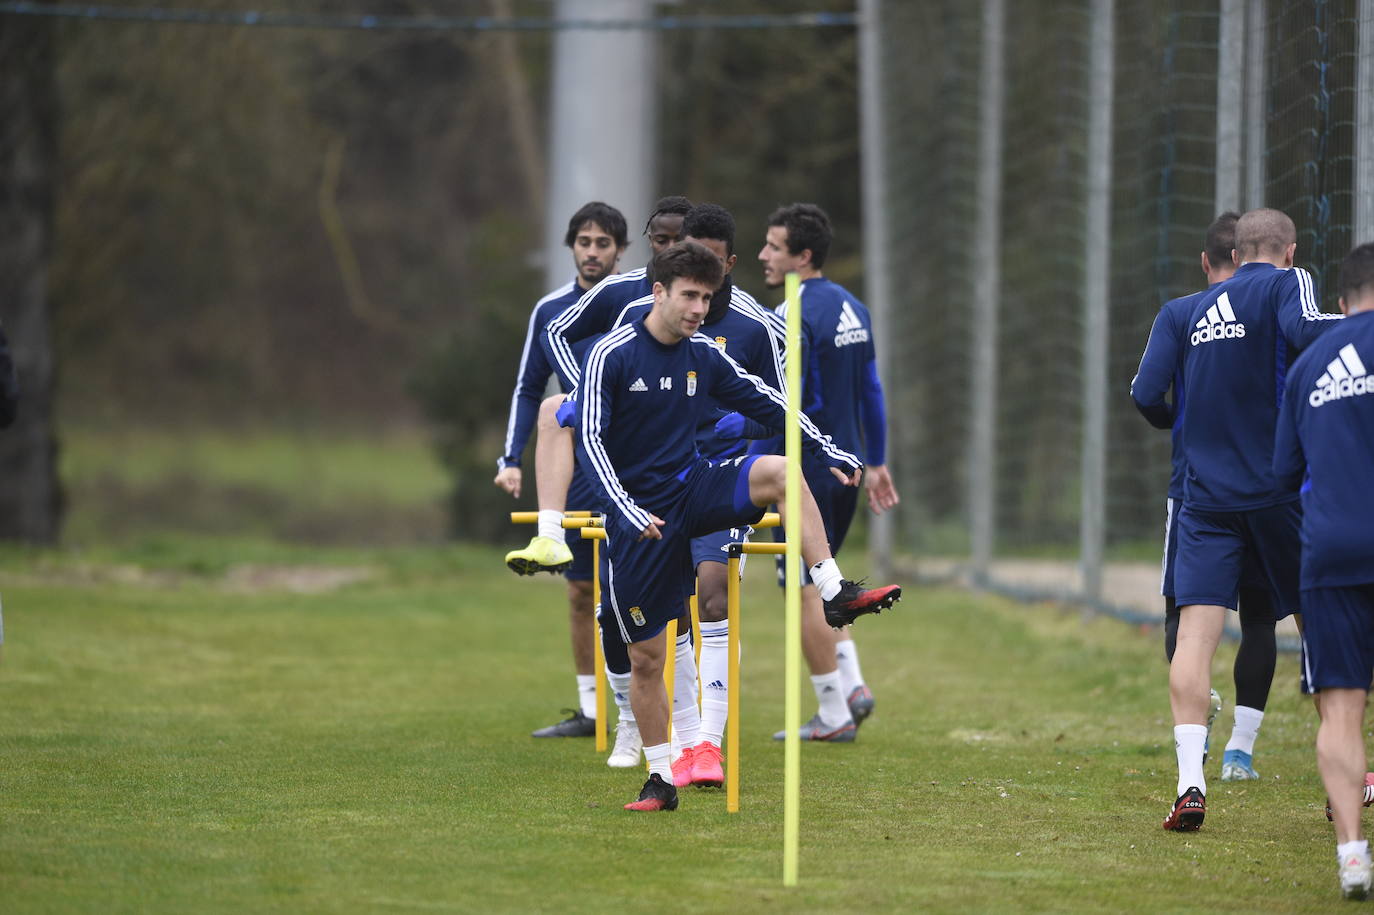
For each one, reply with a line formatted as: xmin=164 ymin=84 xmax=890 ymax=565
xmin=644 ymin=742 xmax=672 ymax=782
xmin=607 ymin=670 xmax=634 ymax=724
xmin=698 ymin=622 xmax=730 ymax=747
xmin=835 ymin=638 xmax=864 ymax=697
xmin=1224 ymin=705 xmax=1264 ymax=755
xmin=671 ymin=632 xmax=701 ymax=751
xmin=576 ymin=674 xmax=597 ymax=720
xmin=1339 ymin=839 xmax=1370 ymax=863
xmin=811 ymin=671 xmax=849 ymax=727
xmin=537 ymin=509 xmax=565 ymax=544
xmin=1175 ymin=724 xmax=1208 ymax=797
xmin=810 ymin=559 xmax=842 ymax=601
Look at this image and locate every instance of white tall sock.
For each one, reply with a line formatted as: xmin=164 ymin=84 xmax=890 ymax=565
xmin=811 ymin=671 xmax=849 ymax=727
xmin=835 ymin=638 xmax=865 ymax=696
xmin=698 ymin=621 xmax=731 ymax=747
xmin=576 ymin=674 xmax=597 ymax=719
xmin=1339 ymin=840 xmax=1370 ymax=863
xmin=1175 ymin=724 xmax=1208 ymax=797
xmin=607 ymin=670 xmax=634 ymax=724
xmin=537 ymin=509 xmax=565 ymax=544
xmin=671 ymin=632 xmax=701 ymax=751
xmin=809 ymin=559 xmax=842 ymax=601
xmin=1224 ymin=705 xmax=1264 ymax=755
xmin=644 ymin=742 xmax=672 ymax=782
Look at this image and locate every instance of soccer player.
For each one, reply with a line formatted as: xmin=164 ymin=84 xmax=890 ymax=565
xmin=578 ymin=241 xmax=901 ymax=811
xmin=504 ymin=197 xmax=692 ymax=575
xmin=1130 ymin=211 xmax=1280 ymax=781
xmin=604 ymin=203 xmax=788 ymax=785
xmin=494 ymin=201 xmax=628 ymax=737
xmin=746 ymin=202 xmax=900 ymax=741
xmin=1133 ymin=207 xmax=1340 ymax=832
xmin=1275 ymin=241 xmax=1374 ymax=900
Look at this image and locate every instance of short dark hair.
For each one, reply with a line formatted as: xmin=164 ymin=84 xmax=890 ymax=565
xmin=1204 ymin=211 xmax=1241 ymax=267
xmin=643 ymin=195 xmax=693 ymax=235
xmin=1338 ymin=242 xmax=1374 ymax=301
xmin=682 ymin=203 xmax=736 ymax=255
xmin=651 ymin=240 xmax=724 ymax=292
xmin=767 ymin=202 xmax=832 ymax=269
xmin=1235 ymin=207 xmax=1297 ymax=261
xmin=564 ymin=201 xmax=628 ymax=249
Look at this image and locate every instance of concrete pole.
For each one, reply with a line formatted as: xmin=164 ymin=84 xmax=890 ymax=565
xmin=543 ymin=0 xmax=655 ymax=289
xmin=969 ymin=0 xmax=1004 ymax=586
xmin=1216 ymin=0 xmax=1245 ymax=212
xmin=1080 ymin=0 xmax=1114 ymax=608
xmin=1244 ymin=0 xmax=1267 ymax=209
xmin=1357 ymin=0 xmax=1374 ymax=240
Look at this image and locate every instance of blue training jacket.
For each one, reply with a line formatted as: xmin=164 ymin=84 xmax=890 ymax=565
xmin=498 ymin=279 xmax=592 ymax=470
xmin=544 ymin=268 xmax=653 ymax=392
xmin=1132 ymin=262 xmax=1340 ymax=511
xmin=576 ymin=319 xmax=858 ymax=532
xmin=1275 ymin=308 xmax=1374 ymax=588
xmin=1130 ymin=285 xmax=1220 ymax=500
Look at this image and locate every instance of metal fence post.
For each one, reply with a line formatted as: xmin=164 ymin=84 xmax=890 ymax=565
xmin=1080 ymin=0 xmax=1114 ymax=609
xmin=970 ymin=0 xmax=1004 ymax=587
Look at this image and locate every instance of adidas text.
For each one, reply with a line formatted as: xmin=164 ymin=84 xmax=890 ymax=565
xmin=1190 ymin=322 xmax=1246 ymax=345
xmin=1310 ymin=343 xmax=1372 ymax=407
xmin=834 ymin=328 xmax=870 ymax=347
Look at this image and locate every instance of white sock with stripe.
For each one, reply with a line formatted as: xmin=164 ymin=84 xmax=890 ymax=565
xmin=671 ymin=631 xmax=700 ymax=752
xmin=1224 ymin=705 xmax=1263 ymax=755
xmin=835 ymin=638 xmax=864 ymax=696
xmin=644 ymin=742 xmax=672 ymax=783
xmin=576 ymin=674 xmax=596 ymax=719
xmin=809 ymin=559 xmax=842 ymax=601
xmin=607 ymin=670 xmax=634 ymax=725
xmin=1175 ymin=724 xmax=1208 ymax=797
xmin=698 ymin=621 xmax=731 ymax=748
xmin=537 ymin=509 xmax=565 ymax=544
xmin=812 ymin=671 xmax=849 ymax=728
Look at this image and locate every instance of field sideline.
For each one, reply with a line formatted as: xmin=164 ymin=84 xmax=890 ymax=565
xmin=0 ymin=540 xmax=1347 ymax=912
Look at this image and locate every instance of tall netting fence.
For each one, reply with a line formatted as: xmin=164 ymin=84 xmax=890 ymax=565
xmin=875 ymin=0 xmax=1364 ymax=631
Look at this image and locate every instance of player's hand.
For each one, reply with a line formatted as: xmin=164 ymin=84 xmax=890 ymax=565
xmin=638 ymin=514 xmax=666 ymax=541
xmin=830 ymin=466 xmax=862 ymax=487
xmin=493 ymin=466 xmax=522 ymax=498
xmin=864 ymin=464 xmax=900 ymax=514
xmin=555 ymin=399 xmax=577 ymax=428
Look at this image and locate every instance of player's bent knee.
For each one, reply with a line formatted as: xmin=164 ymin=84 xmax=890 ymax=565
xmin=747 ymin=455 xmax=787 ymax=505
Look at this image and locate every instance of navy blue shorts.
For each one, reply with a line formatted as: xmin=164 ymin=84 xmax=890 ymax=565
xmin=564 ymin=469 xmax=597 ymax=582
xmin=1162 ymin=497 xmax=1271 ymax=601
xmin=1301 ymin=584 xmax=1374 ymax=691
xmin=1173 ymin=501 xmax=1300 ymax=619
xmin=690 ymin=525 xmax=752 ymax=568
xmin=602 ymin=455 xmax=766 ymax=644
xmin=773 ymin=458 xmax=859 ymax=586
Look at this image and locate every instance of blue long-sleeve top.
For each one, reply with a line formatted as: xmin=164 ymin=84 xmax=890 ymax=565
xmin=544 ymin=268 xmax=653 ymax=391
xmin=1130 ymin=286 xmax=1218 ymax=499
xmin=1274 ymin=308 xmax=1374 ymax=588
xmin=576 ymin=319 xmax=859 ymax=531
xmin=748 ymin=276 xmax=887 ymax=466
xmin=1131 ymin=262 xmax=1340 ymax=510
xmin=498 ymin=279 xmax=591 ymax=470
xmin=616 ymin=283 xmax=787 ymax=462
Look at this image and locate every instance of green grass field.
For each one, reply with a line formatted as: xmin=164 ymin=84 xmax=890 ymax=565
xmin=0 ymin=536 xmax=1350 ymax=913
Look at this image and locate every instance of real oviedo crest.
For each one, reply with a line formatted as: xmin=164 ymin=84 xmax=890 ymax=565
xmin=686 ymin=371 xmax=697 ymax=397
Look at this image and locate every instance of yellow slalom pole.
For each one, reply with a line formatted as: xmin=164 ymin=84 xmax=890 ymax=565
xmin=726 ymin=550 xmax=741 ymax=812
xmin=651 ymin=617 xmax=677 ymax=771
xmin=593 ymin=536 xmax=606 ymax=753
xmin=782 ymin=271 xmax=802 ymax=886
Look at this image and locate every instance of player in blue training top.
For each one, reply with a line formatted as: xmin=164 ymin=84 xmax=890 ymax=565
xmin=504 ymin=197 xmax=691 ymax=577
xmin=1130 ymin=211 xmax=1280 ymax=782
xmin=1133 ymin=207 xmax=1341 ymax=833
xmin=1274 ymin=241 xmax=1374 ymax=900
xmin=738 ymin=202 xmax=900 ymax=742
xmin=493 ymin=202 xmax=628 ymax=740
xmin=577 ymin=241 xmax=901 ymax=811
xmin=600 ymin=203 xmax=788 ymax=787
